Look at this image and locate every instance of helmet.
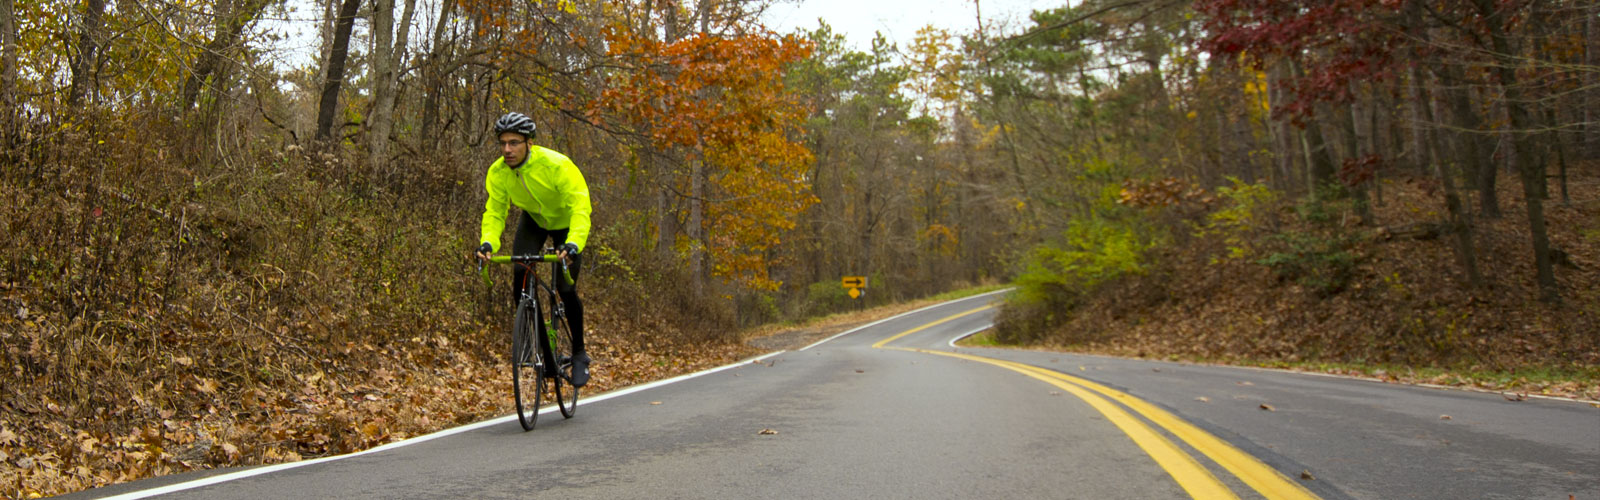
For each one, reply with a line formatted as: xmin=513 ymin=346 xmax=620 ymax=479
xmin=494 ymin=112 xmax=537 ymax=139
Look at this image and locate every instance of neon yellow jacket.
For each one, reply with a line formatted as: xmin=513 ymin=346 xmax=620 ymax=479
xmin=480 ymin=146 xmax=592 ymax=253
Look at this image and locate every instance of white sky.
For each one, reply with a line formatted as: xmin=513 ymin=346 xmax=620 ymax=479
xmin=761 ymin=0 xmax=1066 ymax=51
xmin=266 ymin=0 xmax=1070 ymax=71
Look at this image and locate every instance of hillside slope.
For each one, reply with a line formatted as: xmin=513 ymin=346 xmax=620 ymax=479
xmin=1002 ymin=166 xmax=1599 ymax=400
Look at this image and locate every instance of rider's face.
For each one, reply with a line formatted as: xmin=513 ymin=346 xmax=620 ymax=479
xmin=499 ymin=132 xmax=529 ymax=166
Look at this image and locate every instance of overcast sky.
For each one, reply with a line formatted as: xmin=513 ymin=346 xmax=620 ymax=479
xmin=268 ymin=0 xmax=1070 ymax=71
xmin=762 ymin=0 xmax=1066 ymax=50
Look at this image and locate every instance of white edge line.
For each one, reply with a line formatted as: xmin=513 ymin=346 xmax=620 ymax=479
xmin=799 ymin=288 xmax=1013 ymax=351
xmin=102 ymin=349 xmax=789 ymax=500
xmin=946 ymin=324 xmax=995 ymax=348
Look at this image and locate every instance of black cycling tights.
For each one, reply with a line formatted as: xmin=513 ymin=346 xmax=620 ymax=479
xmin=510 ymin=210 xmax=584 ymax=354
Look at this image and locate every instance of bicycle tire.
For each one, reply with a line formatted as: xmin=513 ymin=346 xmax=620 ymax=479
xmin=511 ymin=302 xmax=545 ymax=431
xmin=550 ymin=303 xmax=578 ymax=418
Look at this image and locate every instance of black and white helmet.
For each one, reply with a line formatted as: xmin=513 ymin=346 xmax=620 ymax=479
xmin=494 ymin=112 xmax=537 ymax=139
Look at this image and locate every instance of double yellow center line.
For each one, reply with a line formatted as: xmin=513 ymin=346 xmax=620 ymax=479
xmin=876 ymin=305 xmax=1320 ymax=500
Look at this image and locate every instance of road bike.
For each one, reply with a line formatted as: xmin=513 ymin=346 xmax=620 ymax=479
xmin=479 ymin=248 xmax=579 ymax=430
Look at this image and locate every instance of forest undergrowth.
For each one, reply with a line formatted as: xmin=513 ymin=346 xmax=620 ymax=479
xmin=1001 ymin=164 xmax=1600 ymax=402
xmin=0 ymin=124 xmax=762 ymax=498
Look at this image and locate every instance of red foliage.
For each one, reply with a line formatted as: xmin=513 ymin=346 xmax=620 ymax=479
xmin=1338 ymin=154 xmax=1384 ymax=187
xmin=1195 ymin=0 xmax=1407 ymax=118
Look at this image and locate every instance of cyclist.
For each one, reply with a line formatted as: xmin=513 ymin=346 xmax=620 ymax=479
xmin=475 ymin=112 xmax=593 ymax=387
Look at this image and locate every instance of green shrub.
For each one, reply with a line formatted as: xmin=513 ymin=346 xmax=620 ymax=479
xmin=804 ymin=279 xmax=854 ymax=317
xmin=1257 ymin=232 xmax=1359 ymax=296
xmin=1002 ymin=214 xmax=1160 ymax=342
xmin=1195 ymin=176 xmax=1279 ymax=261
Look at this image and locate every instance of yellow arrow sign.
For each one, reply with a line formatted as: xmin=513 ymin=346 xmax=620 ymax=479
xmin=842 ymin=276 xmax=866 ymax=288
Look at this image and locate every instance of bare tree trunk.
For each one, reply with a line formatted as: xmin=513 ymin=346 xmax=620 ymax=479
xmin=369 ymin=0 xmax=417 ymax=175
xmin=1298 ymin=117 xmax=1336 ymax=197
xmin=316 ymin=0 xmax=363 ymax=142
xmin=688 ymin=153 xmax=705 ymax=296
xmin=1474 ymin=0 xmax=1559 ymax=302
xmin=180 ymin=0 xmax=274 ymax=112
xmin=1340 ymin=97 xmax=1372 ymax=223
xmin=2 ymin=0 xmax=16 ymax=154
xmin=1586 ymin=12 xmax=1598 ymax=156
xmin=657 ymin=0 xmax=684 ymax=266
xmin=655 ymin=175 xmax=679 ymax=260
xmin=1413 ymin=64 xmax=1483 ymax=288
xmin=1542 ymin=107 xmax=1571 ymax=206
xmin=696 ymin=0 xmax=713 ymax=33
xmin=419 ymin=0 xmax=455 ymax=151
xmin=68 ymin=0 xmax=107 ymax=105
xmin=663 ymin=0 xmax=680 ymax=42
xmin=1432 ymin=61 xmax=1499 ymax=218
xmin=1268 ymin=65 xmax=1297 ymax=191
xmin=1293 ymin=61 xmax=1336 ymax=194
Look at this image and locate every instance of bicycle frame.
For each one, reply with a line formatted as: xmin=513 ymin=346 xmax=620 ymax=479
xmin=479 ymin=249 xmax=580 ymax=428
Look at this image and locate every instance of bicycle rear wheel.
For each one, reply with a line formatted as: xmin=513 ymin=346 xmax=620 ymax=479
xmin=511 ymin=303 xmax=545 ymax=431
xmin=549 ymin=303 xmax=578 ymax=418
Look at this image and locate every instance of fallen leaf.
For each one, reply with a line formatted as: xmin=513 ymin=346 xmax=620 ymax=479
xmin=1502 ymin=393 xmax=1527 ymax=402
xmin=1259 ymin=404 xmax=1275 ymax=411
xmin=854 ymin=369 xmax=864 ymax=373
xmin=1237 ymin=381 xmax=1254 ymax=386
xmin=1300 ymin=470 xmax=1315 ymax=480
xmin=1152 ymin=368 xmax=1161 ymax=372
xmin=0 ymin=428 xmax=16 ymax=445
xmin=1439 ymin=415 xmax=1451 ymax=420
xmin=173 ymin=356 xmax=193 ymax=367
xmin=1049 ymin=391 xmax=1061 ymax=396
xmin=758 ymin=428 xmax=778 ymax=435
xmin=1195 ymin=397 xmax=1210 ymax=402
xmin=194 ymin=378 xmax=219 ymax=394
xmin=77 ymin=432 xmax=99 ymax=453
xmin=650 ymin=401 xmax=662 ymax=405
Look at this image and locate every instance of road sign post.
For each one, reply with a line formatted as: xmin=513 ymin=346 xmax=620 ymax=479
xmin=842 ymin=276 xmax=867 ymax=299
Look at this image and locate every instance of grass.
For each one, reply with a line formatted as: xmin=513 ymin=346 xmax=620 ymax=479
xmin=1244 ymin=359 xmax=1600 ymax=398
xmin=955 ymin=330 xmax=1004 ymax=347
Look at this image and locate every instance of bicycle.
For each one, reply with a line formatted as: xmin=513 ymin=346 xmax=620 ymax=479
xmin=479 ymin=248 xmax=579 ymax=430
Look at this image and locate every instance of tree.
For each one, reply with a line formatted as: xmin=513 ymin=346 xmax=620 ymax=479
xmin=600 ymin=27 xmax=817 ymax=291
xmin=1468 ymin=0 xmax=1558 ymax=302
xmin=179 ymin=0 xmax=276 ymax=112
xmin=2 ymin=0 xmax=16 ymax=152
xmin=68 ymin=0 xmax=107 ymax=105
xmin=417 ymin=0 xmax=457 ymax=152
xmin=368 ymin=0 xmax=418 ymax=175
xmin=315 ymin=0 xmax=362 ymax=142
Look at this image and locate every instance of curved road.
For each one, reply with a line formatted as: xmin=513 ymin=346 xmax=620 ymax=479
xmin=73 ymin=291 xmax=1599 ymax=499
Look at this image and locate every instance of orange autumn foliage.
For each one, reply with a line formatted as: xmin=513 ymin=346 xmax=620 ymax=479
xmin=599 ymin=27 xmax=817 ymax=290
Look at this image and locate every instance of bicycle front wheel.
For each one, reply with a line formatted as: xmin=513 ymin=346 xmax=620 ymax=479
xmin=511 ymin=303 xmax=545 ymax=431
xmin=550 ymin=306 xmax=578 ymax=418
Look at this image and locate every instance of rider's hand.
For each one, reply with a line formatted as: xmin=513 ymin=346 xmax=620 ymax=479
xmin=475 ymin=242 xmax=493 ymax=261
xmin=558 ymin=242 xmax=579 ymax=264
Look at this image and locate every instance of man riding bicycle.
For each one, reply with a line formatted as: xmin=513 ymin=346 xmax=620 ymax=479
xmin=475 ymin=112 xmax=593 ymax=387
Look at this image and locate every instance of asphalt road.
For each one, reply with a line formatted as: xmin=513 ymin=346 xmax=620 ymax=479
xmin=72 ymin=291 xmax=1599 ymax=499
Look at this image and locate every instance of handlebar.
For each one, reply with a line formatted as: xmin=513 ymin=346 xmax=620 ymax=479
xmin=478 ymin=252 xmax=574 ymax=287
